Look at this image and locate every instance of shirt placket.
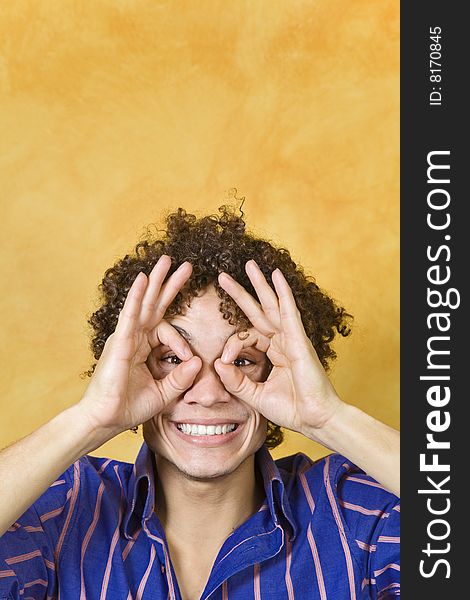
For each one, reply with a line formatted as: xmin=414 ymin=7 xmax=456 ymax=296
xmin=143 ymin=514 xmax=182 ymax=600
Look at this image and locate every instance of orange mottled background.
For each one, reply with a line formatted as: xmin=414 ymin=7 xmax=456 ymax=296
xmin=0 ymin=1 xmax=399 ymax=463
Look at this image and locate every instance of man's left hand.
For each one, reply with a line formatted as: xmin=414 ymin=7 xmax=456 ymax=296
xmin=215 ymin=260 xmax=345 ymax=439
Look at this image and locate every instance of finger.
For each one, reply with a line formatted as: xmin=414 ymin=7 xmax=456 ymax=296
xmin=272 ymin=269 xmax=307 ymax=339
xmin=220 ymin=330 xmax=270 ymax=364
xmin=245 ymin=260 xmax=280 ymax=326
xmin=151 ymin=261 xmax=193 ymax=325
xmin=139 ymin=255 xmax=173 ymax=324
xmin=218 ymin=272 xmax=274 ymax=336
xmin=148 ymin=320 xmax=193 ymax=360
xmin=157 ymin=356 xmax=201 ymax=405
xmin=115 ymin=271 xmax=148 ymax=339
xmin=214 ymin=359 xmax=262 ymax=410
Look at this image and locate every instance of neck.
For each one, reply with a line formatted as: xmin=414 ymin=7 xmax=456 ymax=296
xmin=154 ymin=454 xmax=265 ymax=546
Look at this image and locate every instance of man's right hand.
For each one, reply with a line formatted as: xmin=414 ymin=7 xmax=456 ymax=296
xmin=0 ymin=255 xmax=202 ymax=537
xmin=77 ymin=255 xmax=201 ymax=440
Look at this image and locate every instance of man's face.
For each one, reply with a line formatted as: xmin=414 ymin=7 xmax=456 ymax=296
xmin=143 ymin=285 xmax=271 ymax=480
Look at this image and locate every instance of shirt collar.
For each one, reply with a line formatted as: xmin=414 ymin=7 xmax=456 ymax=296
xmin=255 ymin=444 xmax=298 ymax=540
xmin=123 ymin=441 xmax=297 ymax=541
xmin=123 ymin=441 xmax=157 ymax=540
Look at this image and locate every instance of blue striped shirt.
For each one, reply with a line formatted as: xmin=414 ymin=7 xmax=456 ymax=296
xmin=0 ymin=442 xmax=400 ymax=599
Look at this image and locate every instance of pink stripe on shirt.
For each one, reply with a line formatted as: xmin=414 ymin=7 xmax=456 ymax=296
xmin=50 ymin=479 xmax=66 ymax=487
xmin=374 ymin=563 xmax=400 ymax=577
xmin=100 ymin=466 xmax=125 ymax=600
xmin=40 ymin=506 xmax=65 ymax=523
xmin=24 ymin=578 xmax=48 ymax=589
xmin=6 ymin=550 xmax=43 ymax=565
xmin=299 ymin=470 xmax=315 ymax=514
xmin=339 ymin=500 xmax=390 ymax=518
xmin=55 ymin=461 xmax=81 ymax=562
xmin=324 ymin=458 xmax=356 ymax=600
xmin=356 ymin=540 xmax=377 ymax=552
xmin=0 ymin=569 xmax=16 ymax=578
xmin=136 ymin=544 xmax=156 ymax=600
xmin=345 ymin=476 xmax=386 ymax=490
xmin=122 ymin=528 xmax=142 ymax=562
xmin=80 ymin=481 xmax=106 ymax=600
xmin=253 ymin=562 xmax=261 ymax=600
xmin=307 ymin=524 xmax=327 ymax=600
xmin=284 ymin=534 xmax=295 ymax=600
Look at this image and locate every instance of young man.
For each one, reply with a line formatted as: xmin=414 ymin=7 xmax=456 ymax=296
xmin=0 ymin=207 xmax=400 ymax=599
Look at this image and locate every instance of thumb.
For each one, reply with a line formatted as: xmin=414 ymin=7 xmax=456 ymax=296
xmin=214 ymin=359 xmax=261 ymax=410
xmin=157 ymin=356 xmax=201 ymax=405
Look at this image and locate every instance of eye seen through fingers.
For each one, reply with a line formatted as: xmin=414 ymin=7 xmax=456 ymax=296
xmin=161 ymin=354 xmax=183 ymax=366
xmin=233 ymin=357 xmax=254 ymax=368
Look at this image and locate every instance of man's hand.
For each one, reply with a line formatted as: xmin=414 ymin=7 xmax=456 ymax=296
xmin=216 ymin=260 xmax=400 ymax=497
xmin=78 ymin=255 xmax=201 ymax=438
xmin=0 ymin=256 xmax=204 ymax=537
xmin=215 ymin=260 xmax=343 ymax=440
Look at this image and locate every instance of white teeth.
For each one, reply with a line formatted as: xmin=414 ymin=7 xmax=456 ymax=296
xmin=176 ymin=423 xmax=237 ymax=436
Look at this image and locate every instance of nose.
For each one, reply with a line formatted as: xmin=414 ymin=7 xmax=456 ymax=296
xmin=182 ymin=361 xmax=232 ymax=407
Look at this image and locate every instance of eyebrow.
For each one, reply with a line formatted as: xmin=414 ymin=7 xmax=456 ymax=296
xmin=172 ymin=325 xmax=192 ymax=341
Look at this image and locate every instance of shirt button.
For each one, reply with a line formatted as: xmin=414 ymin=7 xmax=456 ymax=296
xmin=161 ymin=564 xmax=165 ymax=573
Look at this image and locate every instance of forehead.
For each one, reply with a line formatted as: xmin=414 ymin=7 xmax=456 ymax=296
xmin=168 ymin=285 xmax=237 ymax=340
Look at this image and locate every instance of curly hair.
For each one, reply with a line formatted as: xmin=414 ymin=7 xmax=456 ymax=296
xmin=85 ymin=203 xmax=352 ymax=449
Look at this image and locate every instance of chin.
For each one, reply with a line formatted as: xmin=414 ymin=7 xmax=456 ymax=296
xmin=164 ymin=456 xmax=245 ymax=481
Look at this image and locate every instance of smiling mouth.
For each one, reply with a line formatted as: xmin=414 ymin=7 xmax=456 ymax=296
xmin=175 ymin=423 xmax=239 ymax=436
